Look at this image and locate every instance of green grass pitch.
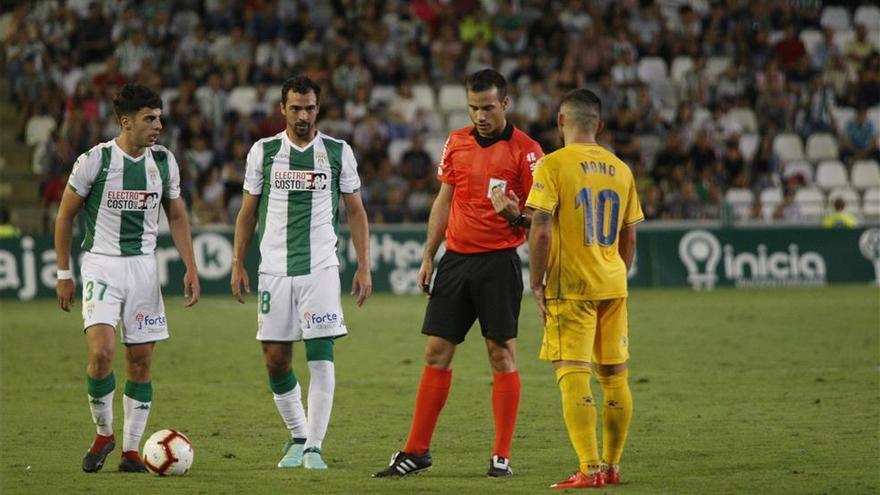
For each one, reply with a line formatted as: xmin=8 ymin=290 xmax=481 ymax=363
xmin=1 ymin=286 xmax=878 ymax=494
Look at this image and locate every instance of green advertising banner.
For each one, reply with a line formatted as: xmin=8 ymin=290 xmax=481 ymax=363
xmin=1 ymin=225 xmax=878 ymax=300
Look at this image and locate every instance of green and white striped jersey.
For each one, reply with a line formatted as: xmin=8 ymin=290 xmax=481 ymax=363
xmin=244 ymin=130 xmax=360 ymax=277
xmin=67 ymin=139 xmax=181 ymax=256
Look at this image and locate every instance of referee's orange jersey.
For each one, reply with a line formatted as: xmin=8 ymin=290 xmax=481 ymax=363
xmin=437 ymin=122 xmax=543 ymax=253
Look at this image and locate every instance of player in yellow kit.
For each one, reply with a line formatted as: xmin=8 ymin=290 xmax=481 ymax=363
xmin=526 ymin=89 xmax=643 ymax=489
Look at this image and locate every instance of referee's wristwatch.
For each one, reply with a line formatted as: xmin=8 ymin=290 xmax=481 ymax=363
xmin=508 ymin=214 xmax=527 ymax=227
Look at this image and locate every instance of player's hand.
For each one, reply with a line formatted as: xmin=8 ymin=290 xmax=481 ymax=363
xmin=490 ymin=186 xmax=521 ymax=222
xmin=183 ymin=269 xmax=201 ymax=307
xmin=417 ymin=257 xmax=434 ymax=296
xmin=56 ymin=279 xmax=75 ymax=312
xmin=230 ymin=262 xmax=250 ymax=304
xmin=532 ymin=283 xmax=547 ymax=324
xmin=351 ymin=266 xmax=372 ymax=307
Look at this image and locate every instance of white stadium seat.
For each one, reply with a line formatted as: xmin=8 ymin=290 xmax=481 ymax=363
xmin=851 ymin=160 xmax=880 ymax=190
xmin=827 ymin=186 xmax=861 ymax=216
xmin=637 ymin=57 xmax=668 ymax=84
xmin=412 ymin=84 xmax=436 ymax=112
xmin=724 ymin=188 xmax=754 ymax=220
xmin=446 ymin=110 xmax=472 ymax=132
xmin=25 ymin=115 xmax=57 ymax=146
xmin=693 ymin=106 xmax=712 ymax=128
xmin=704 ymin=56 xmax=731 ymax=82
xmin=739 ymin=133 xmax=760 ymax=162
xmin=370 ymin=85 xmax=397 ymax=106
xmin=387 ymin=138 xmax=411 ymax=167
xmin=799 ymin=29 xmax=823 ymax=56
xmin=805 ymin=133 xmax=839 ymax=162
xmin=820 ymin=6 xmax=851 ymax=31
xmin=670 ymin=56 xmax=693 ymax=83
xmin=437 ymin=84 xmax=468 ymax=113
xmin=863 ymin=187 xmax=880 ymax=218
xmin=424 ymin=134 xmax=448 ymax=164
xmin=868 ymin=107 xmax=880 ymax=131
xmin=854 ymin=5 xmax=880 ymax=28
xmin=831 ymin=106 xmax=855 ymax=135
xmin=832 ymin=29 xmax=855 ymax=54
xmin=773 ymin=133 xmax=805 ymax=162
xmin=728 ymin=108 xmax=759 ymax=133
xmin=794 ymin=187 xmax=826 ymax=219
xmin=227 ymin=86 xmax=257 ymax=116
xmin=160 ymin=88 xmax=179 ymax=111
xmin=783 ymin=160 xmax=814 ymax=184
xmin=815 ymin=160 xmax=849 ymax=190
xmin=760 ymin=187 xmax=783 ymax=221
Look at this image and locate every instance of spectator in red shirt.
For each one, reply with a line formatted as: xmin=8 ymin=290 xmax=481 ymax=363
xmin=774 ymin=26 xmax=806 ymax=69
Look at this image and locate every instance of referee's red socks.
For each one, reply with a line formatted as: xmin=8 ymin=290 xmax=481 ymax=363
xmin=404 ymin=366 xmax=452 ymax=454
xmin=492 ymin=370 xmax=520 ymax=459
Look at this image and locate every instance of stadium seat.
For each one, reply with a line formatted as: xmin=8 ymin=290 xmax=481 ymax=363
xmin=870 ymin=29 xmax=880 ymax=51
xmin=84 ymin=61 xmax=107 ymax=79
xmin=831 ymin=106 xmax=855 ymax=135
xmin=25 ymin=115 xmax=57 ymax=147
xmin=728 ymin=108 xmax=759 ymax=133
xmin=227 ymin=86 xmax=257 ymax=116
xmin=868 ymin=106 xmax=880 ymax=131
xmin=772 ymin=133 xmax=805 ymax=162
xmin=794 ymin=187 xmax=826 ymax=219
xmin=670 ymin=56 xmax=693 ymax=83
xmin=637 ymin=57 xmax=668 ymax=84
xmin=266 ymin=85 xmax=284 ymax=105
xmin=704 ymin=56 xmax=731 ymax=82
xmin=638 ymin=134 xmax=662 ymax=169
xmin=446 ymin=110 xmax=472 ymax=132
xmin=424 ymin=134 xmax=448 ymax=164
xmin=370 ymin=85 xmax=397 ymax=106
xmin=387 ymin=138 xmax=411 ymax=167
xmin=437 ymin=84 xmax=468 ymax=113
xmin=760 ymin=187 xmax=783 ymax=221
xmin=815 ymin=160 xmax=849 ymax=190
xmin=827 ymin=186 xmax=861 ymax=216
xmin=739 ymin=133 xmax=760 ymax=162
xmin=767 ymin=30 xmax=786 ymax=46
xmin=854 ymin=5 xmax=880 ymax=28
xmin=863 ymin=187 xmax=880 ymax=218
xmin=799 ymin=29 xmax=823 ymax=55
xmin=851 ymin=160 xmax=880 ymax=190
xmin=693 ymin=106 xmax=712 ymax=128
xmin=805 ymin=133 xmax=839 ymax=162
xmin=783 ymin=160 xmax=814 ymax=184
xmin=820 ymin=6 xmax=851 ymax=31
xmin=412 ymin=84 xmax=436 ymax=112
xmin=832 ymin=29 xmax=855 ymax=54
xmin=651 ymin=79 xmax=678 ymax=110
xmin=724 ymin=188 xmax=754 ymax=220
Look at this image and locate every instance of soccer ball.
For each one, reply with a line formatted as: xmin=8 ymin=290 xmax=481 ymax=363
xmin=142 ymin=429 xmax=194 ymax=475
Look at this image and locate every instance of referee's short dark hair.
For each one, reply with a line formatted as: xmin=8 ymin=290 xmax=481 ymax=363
xmin=465 ymin=69 xmax=508 ymax=100
xmin=282 ymin=76 xmax=322 ymax=105
xmin=113 ymin=84 xmax=162 ymax=120
xmin=560 ymin=89 xmax=603 ymax=131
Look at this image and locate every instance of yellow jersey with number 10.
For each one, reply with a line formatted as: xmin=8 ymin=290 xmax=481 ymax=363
xmin=525 ymin=143 xmax=643 ymax=301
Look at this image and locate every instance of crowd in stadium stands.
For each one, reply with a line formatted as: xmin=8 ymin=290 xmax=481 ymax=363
xmin=3 ymin=0 xmax=880 ymax=232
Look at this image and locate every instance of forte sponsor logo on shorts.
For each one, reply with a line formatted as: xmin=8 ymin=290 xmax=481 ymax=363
xmin=136 ymin=312 xmax=167 ymax=331
xmin=105 ymin=190 xmax=161 ymax=211
xmin=273 ymin=170 xmax=328 ymax=191
xmin=302 ymin=311 xmax=339 ymax=330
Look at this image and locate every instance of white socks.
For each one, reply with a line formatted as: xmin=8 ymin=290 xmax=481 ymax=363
xmin=122 ymin=395 xmax=151 ymax=452
xmin=273 ymin=382 xmax=308 ymax=439
xmin=88 ymin=391 xmax=114 ymax=436
xmin=304 ymin=360 xmax=335 ymax=451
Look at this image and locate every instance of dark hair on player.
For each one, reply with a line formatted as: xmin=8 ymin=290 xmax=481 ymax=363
xmin=465 ymin=69 xmax=507 ymax=100
xmin=281 ymin=76 xmax=322 ymax=105
xmin=112 ymin=84 xmax=162 ymax=120
xmin=560 ymin=89 xmax=603 ymax=131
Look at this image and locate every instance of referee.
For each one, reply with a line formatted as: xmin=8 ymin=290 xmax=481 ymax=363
xmin=373 ymin=69 xmax=543 ymax=479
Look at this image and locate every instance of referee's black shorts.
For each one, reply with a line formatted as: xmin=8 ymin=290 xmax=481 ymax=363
xmin=422 ymin=248 xmax=523 ymax=344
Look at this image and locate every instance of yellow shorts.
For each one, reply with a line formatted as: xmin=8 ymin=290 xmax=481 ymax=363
xmin=539 ymin=298 xmax=630 ymax=364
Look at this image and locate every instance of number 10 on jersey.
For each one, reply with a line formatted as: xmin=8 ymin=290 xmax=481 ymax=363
xmin=575 ymin=188 xmax=620 ymax=247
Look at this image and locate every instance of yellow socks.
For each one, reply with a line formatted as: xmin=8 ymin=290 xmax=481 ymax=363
xmin=597 ymin=369 xmax=632 ymax=465
xmin=556 ymin=365 xmax=599 ymax=474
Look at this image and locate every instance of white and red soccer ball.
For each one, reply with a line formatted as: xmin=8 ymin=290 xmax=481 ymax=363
xmin=142 ymin=429 xmax=194 ymax=475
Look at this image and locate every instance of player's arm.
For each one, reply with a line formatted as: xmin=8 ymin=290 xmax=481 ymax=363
xmin=231 ymin=192 xmax=259 ymax=304
xmin=619 ymin=223 xmax=637 ymax=271
xmin=342 ymin=190 xmax=372 ymax=306
xmin=164 ymin=197 xmax=200 ymax=307
xmin=54 ymin=186 xmax=85 ymax=312
xmin=528 ymin=209 xmax=552 ymax=323
xmin=418 ymin=182 xmax=453 ymax=295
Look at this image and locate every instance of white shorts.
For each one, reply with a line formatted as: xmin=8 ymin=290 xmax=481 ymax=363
xmin=256 ymin=266 xmax=347 ymax=342
xmin=80 ymin=252 xmax=169 ymax=344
